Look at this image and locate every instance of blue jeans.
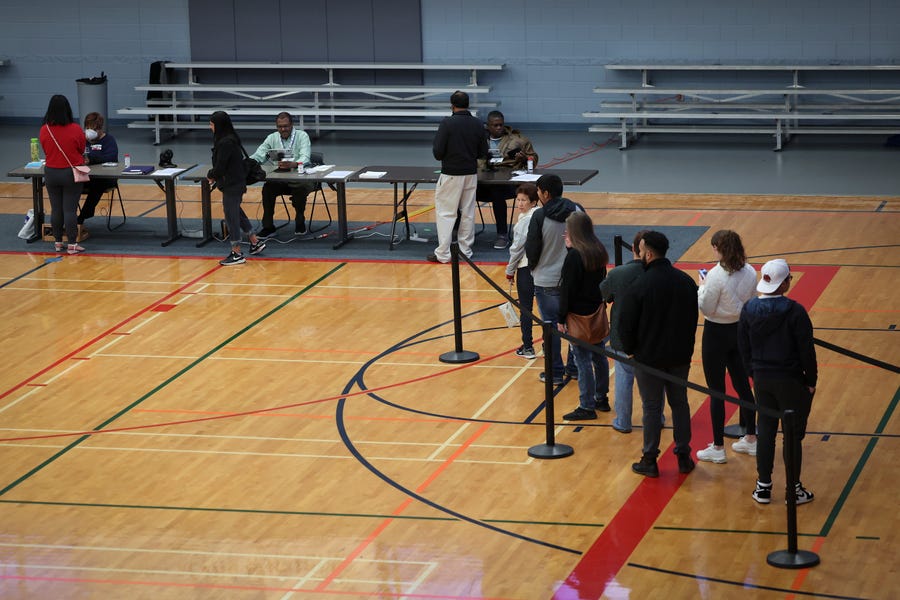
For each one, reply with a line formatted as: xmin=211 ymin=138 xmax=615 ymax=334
xmin=534 ymin=286 xmax=564 ymax=377
xmin=635 ymin=363 xmax=692 ymax=458
xmin=570 ymin=340 xmax=610 ymax=410
xmin=611 ymin=350 xmax=635 ymax=430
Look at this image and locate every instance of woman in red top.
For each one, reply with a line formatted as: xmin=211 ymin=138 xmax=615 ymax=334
xmin=39 ymin=94 xmax=87 ymax=254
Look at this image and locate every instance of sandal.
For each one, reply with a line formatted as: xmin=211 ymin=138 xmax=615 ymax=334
xmin=67 ymin=244 xmax=86 ymax=255
xmin=54 ymin=242 xmax=64 ymax=252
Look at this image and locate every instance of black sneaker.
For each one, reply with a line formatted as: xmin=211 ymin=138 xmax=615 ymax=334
xmin=789 ymin=483 xmax=814 ymax=505
xmin=563 ymin=407 xmax=597 ymax=421
xmin=515 ymin=345 xmax=536 ymax=359
xmin=257 ymin=227 xmax=276 ymax=239
xmin=219 ymin=251 xmax=245 ymax=266
xmin=677 ymin=453 xmax=695 ymax=474
xmin=753 ymin=481 xmax=773 ymax=504
xmin=595 ymin=396 xmax=611 ymax=412
xmin=632 ymin=455 xmax=659 ymax=478
xmin=565 ymin=369 xmax=579 ymax=380
xmin=249 ymin=240 xmax=266 ymax=255
xmin=294 ymin=221 xmax=307 ymax=235
xmin=538 ymin=372 xmax=565 ymax=385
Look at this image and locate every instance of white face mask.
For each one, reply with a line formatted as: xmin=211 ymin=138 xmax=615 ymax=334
xmin=85 ymin=129 xmax=98 ymax=141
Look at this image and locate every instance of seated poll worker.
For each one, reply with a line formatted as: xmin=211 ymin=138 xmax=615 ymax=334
xmin=250 ymin=112 xmax=316 ymax=237
xmin=78 ymin=112 xmax=119 ymax=228
xmin=476 ymin=111 xmax=539 ymax=249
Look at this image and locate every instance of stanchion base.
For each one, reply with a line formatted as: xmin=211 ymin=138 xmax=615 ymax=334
xmin=528 ymin=443 xmax=574 ymax=459
xmin=439 ymin=350 xmax=480 ymax=364
xmin=767 ymin=549 xmax=820 ymax=569
xmin=724 ymin=424 xmax=746 ymax=439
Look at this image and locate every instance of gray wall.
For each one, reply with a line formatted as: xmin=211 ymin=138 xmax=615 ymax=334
xmin=0 ymin=0 xmax=897 ymax=126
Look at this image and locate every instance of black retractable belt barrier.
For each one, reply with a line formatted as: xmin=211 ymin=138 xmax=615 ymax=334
xmin=439 ymin=242 xmax=479 ymax=364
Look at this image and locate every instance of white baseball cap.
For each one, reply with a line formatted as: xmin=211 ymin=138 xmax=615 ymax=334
xmin=757 ymin=259 xmax=790 ymax=294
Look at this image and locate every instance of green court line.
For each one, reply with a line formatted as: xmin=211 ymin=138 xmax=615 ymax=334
xmin=819 ymin=384 xmax=899 ymax=537
xmin=0 ymin=263 xmax=346 ymax=497
xmin=0 ymin=499 xmax=603 ymax=528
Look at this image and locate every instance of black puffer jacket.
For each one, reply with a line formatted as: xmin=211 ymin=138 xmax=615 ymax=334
xmin=738 ymin=296 xmax=817 ymax=386
xmin=207 ymin=134 xmax=246 ymax=192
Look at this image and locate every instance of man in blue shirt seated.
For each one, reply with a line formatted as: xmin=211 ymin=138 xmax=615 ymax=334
xmin=250 ymin=112 xmax=315 ymax=238
xmin=78 ymin=112 xmax=118 ymax=229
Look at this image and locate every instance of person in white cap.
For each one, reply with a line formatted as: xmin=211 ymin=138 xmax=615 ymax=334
xmin=738 ymin=259 xmax=817 ymax=505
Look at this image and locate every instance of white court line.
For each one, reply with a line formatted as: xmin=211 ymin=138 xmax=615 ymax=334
xmin=426 ymin=362 xmax=533 ymax=462
xmin=0 ymin=562 xmax=422 ymax=588
xmin=0 ymin=444 xmax=531 ymax=465
xmin=0 ymin=542 xmax=431 ymax=566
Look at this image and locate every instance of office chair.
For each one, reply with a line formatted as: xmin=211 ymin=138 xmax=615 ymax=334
xmin=278 ymin=151 xmax=333 ymax=234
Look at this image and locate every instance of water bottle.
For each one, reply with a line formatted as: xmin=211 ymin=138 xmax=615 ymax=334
xmin=124 ymin=154 xmax=131 ymax=169
xmin=526 ymin=156 xmax=534 ymax=173
xmin=30 ymin=138 xmax=40 ymax=162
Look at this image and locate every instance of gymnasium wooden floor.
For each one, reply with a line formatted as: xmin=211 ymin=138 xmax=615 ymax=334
xmin=0 ymin=182 xmax=897 ymax=599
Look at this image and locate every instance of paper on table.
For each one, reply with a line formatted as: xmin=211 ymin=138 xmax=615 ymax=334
xmin=25 ymin=161 xmax=44 ymax=168
xmin=509 ymin=173 xmax=541 ymax=182
xmin=358 ymin=171 xmax=387 ymax=179
xmin=152 ymin=167 xmax=186 ymax=176
xmin=324 ymin=170 xmax=356 ymax=179
xmin=307 ymin=164 xmax=335 ymax=173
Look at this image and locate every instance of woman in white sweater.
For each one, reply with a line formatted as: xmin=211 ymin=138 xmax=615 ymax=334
xmin=505 ymin=184 xmax=540 ymax=359
xmin=696 ymin=230 xmax=758 ymax=464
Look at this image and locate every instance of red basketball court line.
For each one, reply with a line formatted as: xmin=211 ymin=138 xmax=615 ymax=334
xmin=0 ymin=347 xmax=516 ymax=443
xmin=0 ymin=264 xmax=222 ymax=403
xmin=786 ymin=536 xmax=826 ymax=599
xmin=685 ymin=212 xmax=704 ymax=226
xmin=314 ymin=423 xmax=492 ymax=592
xmin=132 ymin=407 xmax=461 ymax=424
xmin=555 ymin=264 xmax=838 ymax=598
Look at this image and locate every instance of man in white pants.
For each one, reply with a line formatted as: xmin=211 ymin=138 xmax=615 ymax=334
xmin=428 ymin=91 xmax=488 ymax=263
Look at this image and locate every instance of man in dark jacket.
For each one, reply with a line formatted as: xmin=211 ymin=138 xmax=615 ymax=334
xmin=428 ymin=91 xmax=488 ymax=263
xmin=600 ymin=229 xmax=648 ymax=433
xmin=738 ymin=259 xmax=817 ymax=505
xmin=619 ymin=231 xmax=698 ymax=477
xmin=524 ymin=174 xmax=582 ymax=383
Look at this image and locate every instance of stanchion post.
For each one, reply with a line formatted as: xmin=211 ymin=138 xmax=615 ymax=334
xmin=767 ymin=409 xmax=820 ymax=569
xmin=439 ymin=242 xmax=479 ymax=364
xmin=528 ymin=321 xmax=574 ymax=459
xmin=613 ymin=234 xmax=623 ymax=266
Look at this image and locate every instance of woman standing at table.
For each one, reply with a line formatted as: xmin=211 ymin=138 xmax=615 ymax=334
xmin=207 ymin=110 xmax=265 ymax=265
xmin=39 ymin=94 xmax=86 ymax=254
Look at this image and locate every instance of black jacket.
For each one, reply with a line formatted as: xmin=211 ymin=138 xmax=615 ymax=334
xmin=432 ymin=110 xmax=488 ymax=175
xmin=558 ymin=248 xmax=606 ymax=320
xmin=738 ymin=296 xmax=817 ymax=386
xmin=619 ymin=258 xmax=699 ymax=368
xmin=207 ymin=134 xmax=246 ymax=192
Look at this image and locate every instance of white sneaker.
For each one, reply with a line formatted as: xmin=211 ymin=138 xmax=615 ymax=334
xmin=696 ymin=443 xmax=727 ymax=464
xmin=732 ymin=436 xmax=757 ymax=456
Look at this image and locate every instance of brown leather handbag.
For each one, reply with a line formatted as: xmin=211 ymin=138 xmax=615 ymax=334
xmin=565 ymin=302 xmax=609 ymax=344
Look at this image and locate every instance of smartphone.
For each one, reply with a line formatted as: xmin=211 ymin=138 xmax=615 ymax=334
xmin=698 ymin=268 xmax=708 ymax=279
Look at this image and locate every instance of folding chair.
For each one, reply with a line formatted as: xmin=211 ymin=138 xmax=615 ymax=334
xmin=278 ymin=151 xmax=332 ymax=234
xmin=104 ymin=183 xmax=126 ymax=230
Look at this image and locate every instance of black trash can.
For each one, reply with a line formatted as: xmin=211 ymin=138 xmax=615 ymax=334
xmin=76 ymin=72 xmax=108 ymax=121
